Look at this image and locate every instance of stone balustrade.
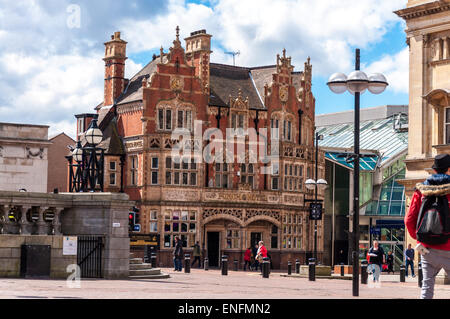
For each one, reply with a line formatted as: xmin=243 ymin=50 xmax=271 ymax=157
xmin=0 ymin=191 xmax=133 ymax=279
xmin=0 ymin=191 xmax=73 ymax=236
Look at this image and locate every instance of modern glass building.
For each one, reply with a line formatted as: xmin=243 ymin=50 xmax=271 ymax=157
xmin=316 ymin=105 xmax=408 ymax=269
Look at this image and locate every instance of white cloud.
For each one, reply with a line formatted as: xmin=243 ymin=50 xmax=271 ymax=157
xmin=120 ymin=0 xmax=407 ymax=76
xmin=0 ymin=0 xmax=408 ymax=139
xmin=366 ymin=47 xmax=409 ymax=94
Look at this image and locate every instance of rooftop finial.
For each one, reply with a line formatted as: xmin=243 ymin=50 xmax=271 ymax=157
xmin=176 ymin=26 xmax=180 ymax=42
xmin=283 ymin=48 xmax=286 ymax=58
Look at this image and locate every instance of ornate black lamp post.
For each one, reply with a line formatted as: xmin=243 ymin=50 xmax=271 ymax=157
xmin=67 ymin=118 xmax=105 ymax=192
xmin=327 ymin=49 xmax=388 ymax=297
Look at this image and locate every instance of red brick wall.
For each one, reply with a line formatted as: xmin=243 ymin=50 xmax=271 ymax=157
xmin=47 ymin=133 xmax=75 ymax=193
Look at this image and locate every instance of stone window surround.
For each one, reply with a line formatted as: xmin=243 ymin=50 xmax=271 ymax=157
xmin=165 ymin=155 xmax=198 ymax=187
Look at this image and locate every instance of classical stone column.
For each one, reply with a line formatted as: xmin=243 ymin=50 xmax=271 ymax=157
xmin=36 ymin=206 xmax=50 ymax=235
xmin=52 ymin=208 xmax=64 ymax=236
xmin=18 ymin=206 xmax=32 ymax=235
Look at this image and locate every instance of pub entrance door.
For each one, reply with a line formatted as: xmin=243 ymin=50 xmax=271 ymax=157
xmin=207 ymin=232 xmax=220 ymax=268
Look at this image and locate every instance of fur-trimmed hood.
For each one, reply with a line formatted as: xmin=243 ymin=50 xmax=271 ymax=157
xmin=416 ymin=183 xmax=450 ymax=196
xmin=416 ymin=174 xmax=450 ymax=196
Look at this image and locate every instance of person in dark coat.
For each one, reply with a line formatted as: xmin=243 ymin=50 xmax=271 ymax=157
xmin=173 ymin=237 xmax=183 ymax=271
xmin=386 ymin=251 xmax=394 ymax=274
xmin=367 ymin=240 xmax=385 ymax=283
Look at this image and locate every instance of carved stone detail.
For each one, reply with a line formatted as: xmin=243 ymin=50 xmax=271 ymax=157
xmin=244 ymin=209 xmax=281 ymax=222
xmin=26 ymin=147 xmax=44 ymax=159
xmin=203 ymin=208 xmax=243 ymax=220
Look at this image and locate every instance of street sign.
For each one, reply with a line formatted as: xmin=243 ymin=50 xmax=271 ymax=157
xmin=133 ymin=224 xmax=141 ymax=232
xmin=370 ymin=226 xmax=381 ymax=235
xmin=309 ymin=203 xmax=323 ymax=221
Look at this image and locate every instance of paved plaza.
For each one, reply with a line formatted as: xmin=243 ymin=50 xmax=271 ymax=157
xmin=1 ymin=268 xmax=449 ymax=299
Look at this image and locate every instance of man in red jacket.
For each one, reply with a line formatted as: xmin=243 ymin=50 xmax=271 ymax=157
xmin=405 ymin=154 xmax=450 ymax=299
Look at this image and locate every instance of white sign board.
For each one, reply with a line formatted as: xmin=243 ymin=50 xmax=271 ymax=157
xmin=63 ymin=236 xmax=78 ymax=256
xmin=113 ymin=223 xmax=121 ymax=228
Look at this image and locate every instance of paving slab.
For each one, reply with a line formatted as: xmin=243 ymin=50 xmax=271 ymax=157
xmin=0 ymin=268 xmax=449 ymax=299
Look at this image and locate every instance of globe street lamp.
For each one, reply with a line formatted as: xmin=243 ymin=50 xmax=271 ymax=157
xmin=305 ymin=133 xmax=328 ymax=275
xmin=67 ymin=118 xmax=105 ymax=193
xmin=327 ymin=49 xmax=388 ymax=297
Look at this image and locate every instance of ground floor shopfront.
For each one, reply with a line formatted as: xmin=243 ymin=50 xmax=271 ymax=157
xmin=131 ymin=202 xmax=324 ymax=270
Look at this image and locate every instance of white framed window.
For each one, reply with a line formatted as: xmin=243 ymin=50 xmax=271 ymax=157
xmin=77 ymin=118 xmax=85 ymax=136
xmin=149 ymin=211 xmax=158 ymax=233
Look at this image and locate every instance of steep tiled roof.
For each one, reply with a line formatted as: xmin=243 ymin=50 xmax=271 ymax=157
xmin=209 ymin=63 xmax=265 ymax=109
xmin=116 ymin=55 xmax=168 ymax=106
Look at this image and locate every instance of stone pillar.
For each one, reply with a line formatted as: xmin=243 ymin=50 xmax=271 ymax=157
xmin=52 ymin=208 xmax=64 ymax=236
xmin=436 ymin=269 xmax=450 ymax=286
xmin=36 ymin=206 xmax=50 ymax=235
xmin=18 ymin=205 xmax=32 ymax=235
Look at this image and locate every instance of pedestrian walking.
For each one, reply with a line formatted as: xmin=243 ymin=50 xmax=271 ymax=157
xmin=367 ymin=240 xmax=385 ymax=283
xmin=173 ymin=237 xmax=183 ymax=272
xmin=404 ymin=244 xmax=416 ymax=278
xmin=405 ymin=154 xmax=450 ymax=299
xmin=256 ymin=241 xmax=268 ymax=271
xmin=191 ymin=241 xmax=202 ymax=268
xmin=386 ymin=251 xmax=394 ymax=274
xmin=244 ymin=247 xmax=252 ymax=271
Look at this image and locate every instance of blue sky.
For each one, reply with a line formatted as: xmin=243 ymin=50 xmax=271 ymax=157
xmin=0 ymin=0 xmax=409 ymax=137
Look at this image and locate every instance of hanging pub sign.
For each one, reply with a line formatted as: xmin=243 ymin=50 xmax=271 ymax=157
xmin=309 ymin=203 xmax=323 ymax=221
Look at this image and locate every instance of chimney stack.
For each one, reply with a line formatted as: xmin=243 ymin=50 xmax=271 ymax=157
xmin=103 ymin=31 xmax=128 ymax=106
xmin=185 ymin=29 xmax=212 ymax=90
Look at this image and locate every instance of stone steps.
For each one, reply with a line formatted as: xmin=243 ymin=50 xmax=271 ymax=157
xmin=128 ymin=256 xmax=169 ymax=280
xmin=130 ymin=263 xmax=154 ymax=270
xmin=130 ymin=258 xmax=143 ymax=264
xmin=129 ymin=274 xmax=171 ymax=280
xmin=129 ymin=269 xmax=163 ymax=276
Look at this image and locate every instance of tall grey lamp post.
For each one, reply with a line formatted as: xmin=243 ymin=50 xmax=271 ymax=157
xmin=327 ymin=49 xmax=388 ymax=297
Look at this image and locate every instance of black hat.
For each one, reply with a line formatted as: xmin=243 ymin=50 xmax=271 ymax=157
xmin=432 ymin=154 xmax=450 ymax=170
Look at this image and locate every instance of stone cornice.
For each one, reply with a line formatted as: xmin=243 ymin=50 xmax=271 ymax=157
xmin=395 ymin=1 xmax=450 ymax=20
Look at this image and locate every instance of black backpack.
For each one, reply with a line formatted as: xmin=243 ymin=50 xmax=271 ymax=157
xmin=417 ymin=195 xmax=450 ymax=245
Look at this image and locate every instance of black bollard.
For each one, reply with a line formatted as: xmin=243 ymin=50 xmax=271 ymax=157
xmin=341 ymin=263 xmax=345 ymax=277
xmin=295 ymin=259 xmax=300 ymax=274
xmin=184 ymin=254 xmax=191 ymax=273
xmin=309 ymin=258 xmax=316 ymax=281
xmin=288 ymin=261 xmax=292 ymax=276
xmin=151 ymin=252 xmax=157 ymax=269
xmin=222 ymin=255 xmax=228 ymax=276
xmin=418 ymin=262 xmax=423 ymax=288
xmin=361 ymin=260 xmax=368 ymax=285
xmin=400 ymin=264 xmax=406 ymax=283
xmin=204 ymin=257 xmax=209 ymax=271
xmin=234 ymin=260 xmax=239 ymax=271
xmin=263 ymin=257 xmax=270 ymax=279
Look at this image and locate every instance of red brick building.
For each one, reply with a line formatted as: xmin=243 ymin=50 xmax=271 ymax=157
xmin=47 ymin=133 xmax=75 ymax=193
xmin=74 ymin=28 xmax=325 ymax=269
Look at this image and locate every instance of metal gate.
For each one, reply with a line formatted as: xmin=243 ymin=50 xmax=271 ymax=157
xmin=77 ymin=236 xmax=104 ymax=278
